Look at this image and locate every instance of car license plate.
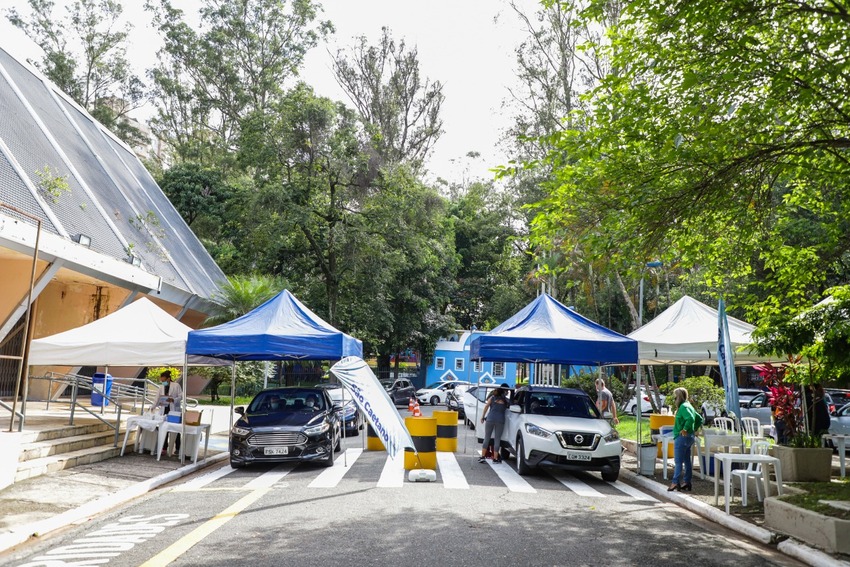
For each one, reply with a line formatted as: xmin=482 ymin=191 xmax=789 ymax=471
xmin=264 ymin=447 xmax=289 ymax=456
xmin=566 ymin=451 xmax=591 ymax=461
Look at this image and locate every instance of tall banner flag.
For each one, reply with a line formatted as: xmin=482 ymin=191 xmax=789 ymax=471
xmin=330 ymin=356 xmax=415 ymax=459
xmin=717 ymin=297 xmax=740 ymax=420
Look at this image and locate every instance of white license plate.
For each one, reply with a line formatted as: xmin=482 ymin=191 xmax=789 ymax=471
xmin=566 ymin=451 xmax=591 ymax=461
xmin=264 ymin=447 xmax=289 ymax=456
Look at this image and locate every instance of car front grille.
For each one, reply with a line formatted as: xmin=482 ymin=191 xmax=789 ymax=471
xmin=249 ymin=432 xmax=307 ymax=446
xmin=555 ymin=431 xmax=600 ymax=450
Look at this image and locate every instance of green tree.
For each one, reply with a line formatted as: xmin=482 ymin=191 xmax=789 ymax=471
xmin=6 ymin=0 xmax=146 ymax=146
xmin=527 ymin=0 xmax=850 ymax=324
xmin=205 ymin=273 xmax=285 ymax=326
xmin=146 ymin=0 xmax=331 ymax=166
xmin=332 ymin=27 xmax=444 ymax=170
xmin=157 ymin=162 xmax=231 ymax=242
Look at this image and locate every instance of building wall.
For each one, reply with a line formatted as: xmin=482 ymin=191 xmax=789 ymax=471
xmin=425 ymin=331 xmax=518 ymax=386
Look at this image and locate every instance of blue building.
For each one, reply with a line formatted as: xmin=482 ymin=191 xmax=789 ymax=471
xmin=424 ymin=330 xmax=520 ymax=386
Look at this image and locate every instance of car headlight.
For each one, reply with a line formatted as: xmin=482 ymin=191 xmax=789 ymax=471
xmin=604 ymin=430 xmax=619 ymax=442
xmin=304 ymin=421 xmax=330 ymax=436
xmin=231 ymin=426 xmax=250 ymax=436
xmin=525 ymin=423 xmax=552 ymax=438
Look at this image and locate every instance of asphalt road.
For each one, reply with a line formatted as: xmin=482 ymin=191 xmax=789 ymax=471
xmin=5 ymin=412 xmax=805 ymax=567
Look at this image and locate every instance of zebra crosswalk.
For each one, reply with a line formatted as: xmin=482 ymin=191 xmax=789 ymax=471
xmin=176 ymin=449 xmax=659 ymax=503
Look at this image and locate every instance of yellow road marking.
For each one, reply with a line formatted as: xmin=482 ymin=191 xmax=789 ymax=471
xmin=139 ymin=487 xmax=271 ymax=567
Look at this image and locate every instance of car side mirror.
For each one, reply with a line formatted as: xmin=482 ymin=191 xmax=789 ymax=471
xmin=235 ymin=406 xmax=245 ymax=415
xmin=333 ymin=403 xmax=343 ymax=411
xmin=510 ymin=405 xmax=521 ymax=414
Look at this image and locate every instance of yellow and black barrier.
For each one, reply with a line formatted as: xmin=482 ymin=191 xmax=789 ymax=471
xmin=434 ymin=410 xmax=458 ymax=452
xmin=404 ymin=416 xmax=437 ymax=470
xmin=366 ymin=424 xmax=385 ymax=451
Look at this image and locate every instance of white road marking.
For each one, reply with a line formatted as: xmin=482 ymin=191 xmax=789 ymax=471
xmin=436 ymin=451 xmax=469 ymax=489
xmin=174 ymin=464 xmax=235 ymax=492
xmin=377 ymin=453 xmax=406 ymax=488
xmin=243 ymin=463 xmax=295 ymax=490
xmin=308 ymin=449 xmax=363 ymax=488
xmin=549 ymin=470 xmax=605 ymax=497
xmin=488 ymin=461 xmax=536 ymax=493
xmin=611 ymin=481 xmax=660 ymax=502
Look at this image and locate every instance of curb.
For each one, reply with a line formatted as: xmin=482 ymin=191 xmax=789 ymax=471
xmin=0 ymin=452 xmax=228 ymax=555
xmin=620 ymin=467 xmax=850 ymax=566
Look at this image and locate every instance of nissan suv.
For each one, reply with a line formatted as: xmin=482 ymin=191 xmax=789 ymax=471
xmin=497 ymin=386 xmax=621 ymax=482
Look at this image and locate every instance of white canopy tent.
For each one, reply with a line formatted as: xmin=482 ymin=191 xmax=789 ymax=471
xmin=628 ymin=295 xmax=777 ymax=365
xmin=29 ymin=297 xmax=207 ymax=366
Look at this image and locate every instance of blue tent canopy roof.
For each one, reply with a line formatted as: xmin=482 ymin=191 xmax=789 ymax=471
xmin=186 ymin=290 xmax=363 ymax=361
xmin=469 ymin=293 xmax=637 ymax=366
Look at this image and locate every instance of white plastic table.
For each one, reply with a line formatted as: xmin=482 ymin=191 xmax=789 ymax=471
xmin=823 ymin=434 xmax=847 ymax=478
xmin=713 ymin=453 xmax=783 ymax=514
xmin=701 ymin=431 xmax=744 ymax=479
xmin=156 ymin=421 xmax=211 ymax=464
xmin=120 ymin=415 xmax=164 ymax=456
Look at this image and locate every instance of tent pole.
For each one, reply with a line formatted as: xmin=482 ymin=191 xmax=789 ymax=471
xmin=180 ymin=355 xmax=188 ymax=464
xmin=635 ymin=364 xmax=643 ymax=473
xmin=229 ymin=362 xmax=236 ymax=432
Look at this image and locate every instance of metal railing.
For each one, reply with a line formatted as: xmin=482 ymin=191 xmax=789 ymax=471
xmin=27 ymin=373 xmax=199 ymax=446
xmin=0 ymin=399 xmax=23 ymax=432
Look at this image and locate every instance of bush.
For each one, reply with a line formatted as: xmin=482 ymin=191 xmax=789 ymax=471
xmin=659 ymin=375 xmax=724 ymax=413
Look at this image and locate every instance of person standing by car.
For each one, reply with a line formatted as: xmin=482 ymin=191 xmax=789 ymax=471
xmin=479 ymin=385 xmax=509 ymax=464
xmin=669 ymin=387 xmax=702 ymax=492
xmin=595 ymin=378 xmax=619 ymax=424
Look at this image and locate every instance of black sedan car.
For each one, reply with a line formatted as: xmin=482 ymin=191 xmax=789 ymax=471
xmin=229 ymin=387 xmax=341 ymax=469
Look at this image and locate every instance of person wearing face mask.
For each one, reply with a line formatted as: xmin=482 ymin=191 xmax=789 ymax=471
xmin=305 ymin=394 xmax=320 ymax=410
xmin=154 ymin=370 xmax=183 ymax=455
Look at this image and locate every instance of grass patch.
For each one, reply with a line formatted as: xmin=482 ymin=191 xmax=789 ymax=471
xmin=614 ymin=415 xmax=654 ymax=443
xmin=780 ymin=479 xmax=850 ymax=520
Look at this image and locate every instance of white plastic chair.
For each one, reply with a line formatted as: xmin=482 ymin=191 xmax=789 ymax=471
xmin=731 ymin=440 xmax=770 ymax=506
xmin=740 ymin=417 xmax=765 ymax=444
xmin=713 ymin=416 xmax=736 ymax=433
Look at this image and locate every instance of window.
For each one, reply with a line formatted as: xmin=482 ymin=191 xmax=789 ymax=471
xmin=473 ymin=360 xmax=482 ymax=373
xmin=493 ymin=362 xmax=505 ymax=377
xmin=455 ymin=358 xmax=464 ymax=371
xmin=435 ymin=357 xmax=445 ymax=370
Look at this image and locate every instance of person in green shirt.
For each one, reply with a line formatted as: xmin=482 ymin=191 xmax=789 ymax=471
xmin=669 ymin=387 xmax=702 ymax=492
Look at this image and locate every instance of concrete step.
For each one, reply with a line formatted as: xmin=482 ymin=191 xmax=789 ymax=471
xmin=18 ymin=428 xmax=134 ymax=462
xmin=14 ymin=444 xmax=124 ymax=483
xmin=19 ymin=421 xmax=117 ymax=444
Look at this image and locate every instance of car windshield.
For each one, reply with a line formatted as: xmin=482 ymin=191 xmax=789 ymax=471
xmin=324 ymin=388 xmax=353 ymax=403
xmin=423 ymin=382 xmax=445 ymax=390
xmin=527 ymin=392 xmax=600 ymax=419
xmin=247 ymin=390 xmax=325 ymax=414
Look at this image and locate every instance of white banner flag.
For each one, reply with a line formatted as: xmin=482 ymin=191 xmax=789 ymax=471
xmin=330 ymin=356 xmax=415 ymax=459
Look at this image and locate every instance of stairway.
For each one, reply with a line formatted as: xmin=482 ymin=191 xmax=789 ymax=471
xmin=13 ymin=421 xmax=135 ymax=483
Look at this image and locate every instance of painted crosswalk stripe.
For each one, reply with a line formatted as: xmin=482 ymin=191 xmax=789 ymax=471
xmin=436 ymin=451 xmax=469 ymax=489
xmin=309 ymin=449 xmax=363 ymax=488
xmin=611 ymin=481 xmax=659 ymax=503
xmin=174 ymin=464 xmax=235 ymax=492
xmin=549 ymin=470 xmax=605 ymax=497
xmin=377 ymin=454 xmax=406 ymax=488
xmin=489 ymin=461 xmax=536 ymax=493
xmin=243 ymin=463 xmax=295 ymax=490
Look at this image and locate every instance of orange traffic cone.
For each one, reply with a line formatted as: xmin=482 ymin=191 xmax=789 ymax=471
xmin=413 ymin=401 xmax=422 ymax=417
xmin=408 ymin=398 xmax=415 ymax=413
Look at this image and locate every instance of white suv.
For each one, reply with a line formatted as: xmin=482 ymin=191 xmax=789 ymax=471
xmin=416 ymin=381 xmax=471 ymax=406
xmin=498 ymin=386 xmax=621 ymax=482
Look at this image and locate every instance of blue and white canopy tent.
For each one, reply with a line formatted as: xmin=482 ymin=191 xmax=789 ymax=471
xmin=468 ymin=293 xmax=638 ymax=457
xmin=469 ymin=293 xmax=638 ymax=367
xmin=184 ymin=290 xmax=363 ymax=463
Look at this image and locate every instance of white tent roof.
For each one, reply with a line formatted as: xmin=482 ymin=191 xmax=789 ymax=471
xmin=29 ymin=297 xmax=196 ymax=366
xmin=627 ymin=295 xmax=778 ymax=365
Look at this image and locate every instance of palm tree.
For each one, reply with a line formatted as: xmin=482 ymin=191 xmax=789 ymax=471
xmin=205 ymin=274 xmax=285 ymax=326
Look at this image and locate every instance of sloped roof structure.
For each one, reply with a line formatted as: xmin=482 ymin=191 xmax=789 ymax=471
xmin=0 ymin=46 xmax=224 ymax=311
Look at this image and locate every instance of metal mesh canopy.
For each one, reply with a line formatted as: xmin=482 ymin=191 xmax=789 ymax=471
xmin=0 ymin=47 xmax=224 ymax=301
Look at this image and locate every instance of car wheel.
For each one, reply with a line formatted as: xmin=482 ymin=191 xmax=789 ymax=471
xmin=516 ymin=436 xmax=532 ymax=476
xmin=430 ymin=395 xmax=440 ymax=406
xmin=601 ymin=465 xmax=620 ymax=482
xmin=630 ymin=405 xmax=638 ymax=416
xmin=334 ymin=432 xmax=342 ymax=453
xmin=230 ymin=458 xmax=246 ymax=469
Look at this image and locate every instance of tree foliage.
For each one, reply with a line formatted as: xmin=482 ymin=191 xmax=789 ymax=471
xmin=526 ymin=0 xmax=850 ymax=325
xmin=6 ymin=0 xmax=146 ymax=146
